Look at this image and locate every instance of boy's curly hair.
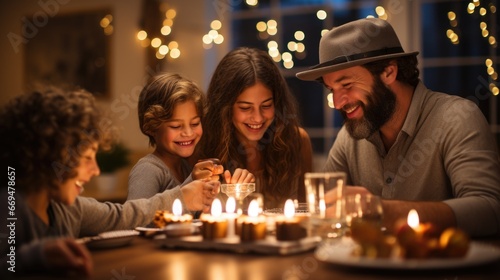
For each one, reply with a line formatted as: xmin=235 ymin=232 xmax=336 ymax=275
xmin=0 ymin=87 xmax=115 ymax=194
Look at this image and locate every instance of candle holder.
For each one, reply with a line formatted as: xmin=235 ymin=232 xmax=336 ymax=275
xmin=238 ymin=199 xmax=266 ymax=242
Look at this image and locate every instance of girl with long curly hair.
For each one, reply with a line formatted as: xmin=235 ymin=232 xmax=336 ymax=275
xmin=198 ymin=47 xmax=313 ymax=209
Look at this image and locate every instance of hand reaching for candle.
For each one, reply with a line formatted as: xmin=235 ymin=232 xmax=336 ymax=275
xmin=223 ymin=168 xmax=255 ymax=184
xmin=181 ymin=180 xmax=220 ymax=212
xmin=193 ymin=158 xmax=224 ymax=182
xmin=42 ymin=238 xmax=93 ymax=277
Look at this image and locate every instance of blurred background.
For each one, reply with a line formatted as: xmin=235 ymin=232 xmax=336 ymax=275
xmin=1 ymin=0 xmax=498 ymax=201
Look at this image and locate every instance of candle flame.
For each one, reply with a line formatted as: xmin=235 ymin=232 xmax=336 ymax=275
xmin=226 ymin=197 xmax=236 ymax=214
xmin=211 ymin=198 xmax=222 ymax=217
xmin=407 ymin=209 xmax=419 ymax=229
xmin=173 ymin=199 xmax=182 ymax=216
xmin=248 ymin=199 xmax=259 ymax=217
xmin=284 ymin=199 xmax=295 ymax=218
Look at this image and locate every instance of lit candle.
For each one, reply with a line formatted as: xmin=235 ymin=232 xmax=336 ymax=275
xmin=153 ymin=199 xmax=192 ymax=228
xmin=225 ymin=197 xmax=236 ymax=238
xmin=275 ymin=199 xmax=307 ymax=241
xmin=406 ymin=209 xmax=437 ymax=239
xmin=239 ymin=200 xmax=266 ymax=242
xmin=200 ymin=198 xmax=228 ymax=240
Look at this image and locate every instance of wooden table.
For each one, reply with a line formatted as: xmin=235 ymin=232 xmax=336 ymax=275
xmin=15 ymin=236 xmax=499 ymax=279
xmin=85 ymin=236 xmax=500 ymax=280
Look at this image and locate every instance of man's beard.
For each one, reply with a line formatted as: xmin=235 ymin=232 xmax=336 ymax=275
xmin=341 ymin=77 xmax=396 ymax=139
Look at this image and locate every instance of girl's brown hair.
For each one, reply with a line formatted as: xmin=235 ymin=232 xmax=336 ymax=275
xmin=138 ymin=73 xmax=206 ymax=146
xmin=199 ymin=47 xmax=304 ymax=206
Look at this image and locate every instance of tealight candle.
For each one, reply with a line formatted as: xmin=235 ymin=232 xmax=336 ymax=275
xmin=153 ymin=199 xmax=192 ymax=228
xmin=275 ymin=199 xmax=307 ymax=241
xmin=406 ymin=209 xmax=438 ymax=239
xmin=200 ymin=198 xmax=228 ymax=240
xmin=239 ymin=200 xmax=266 ymax=242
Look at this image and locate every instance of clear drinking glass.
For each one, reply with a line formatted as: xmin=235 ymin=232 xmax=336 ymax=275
xmin=304 ymin=172 xmax=347 ymax=239
xmin=344 ymin=193 xmax=383 ymax=229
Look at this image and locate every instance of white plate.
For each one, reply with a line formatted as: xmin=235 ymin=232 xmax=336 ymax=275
xmin=315 ymin=237 xmax=500 ymax=270
xmin=79 ymin=230 xmax=140 ymax=250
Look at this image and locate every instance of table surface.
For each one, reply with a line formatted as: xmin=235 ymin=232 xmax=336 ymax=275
xmin=85 ymin=235 xmax=500 ymax=280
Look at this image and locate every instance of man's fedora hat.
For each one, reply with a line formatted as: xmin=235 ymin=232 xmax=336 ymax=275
xmin=296 ymin=18 xmax=419 ymax=81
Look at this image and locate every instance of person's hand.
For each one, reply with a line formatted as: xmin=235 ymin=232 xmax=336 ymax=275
xmin=43 ymin=238 xmax=93 ymax=277
xmin=223 ymin=168 xmax=255 ymax=184
xmin=192 ymin=158 xmax=224 ymax=181
xmin=181 ymin=180 xmax=221 ymax=212
xmin=325 ymin=186 xmax=372 ymax=217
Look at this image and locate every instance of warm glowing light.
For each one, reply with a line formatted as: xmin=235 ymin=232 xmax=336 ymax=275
xmin=168 ymin=41 xmax=179 ymax=49
xmin=407 ymin=209 xmax=419 ymax=228
xmin=450 ymin=19 xmax=458 ymax=27
xmin=282 ymin=52 xmax=292 ymax=62
xmin=151 ymin=37 xmax=162 ymax=48
xmin=100 ymin=17 xmax=110 ymax=28
xmin=486 ymin=58 xmax=493 ymax=67
xmin=211 ymin=20 xmax=222 ymax=30
xmin=140 ymin=38 xmax=150 ymax=48
xmin=492 ymin=87 xmax=499 ymax=95
xmin=170 ymin=48 xmax=180 ymax=58
xmin=283 ymin=60 xmax=294 ymax=69
xmin=166 ymin=9 xmax=177 ymax=19
xmin=482 ymin=29 xmax=489 ymax=37
xmin=214 ymin=34 xmax=224 ymax=44
xmin=284 ymin=199 xmax=295 ymax=218
xmin=287 ymin=41 xmax=297 ymax=51
xmin=246 ymin=0 xmax=258 ymax=6
xmin=248 ymin=200 xmax=259 ymax=217
xmin=163 ymin=18 xmax=174 ymax=27
xmin=203 ymin=34 xmax=212 ymax=44
xmin=321 ymin=29 xmax=329 ymax=36
xmin=137 ymin=30 xmax=147 ymax=40
xmin=155 ymin=51 xmax=165 ymax=60
xmin=267 ymin=19 xmax=277 ymax=29
xmin=447 ymin=11 xmax=456 ymax=20
xmin=269 ymin=49 xmax=279 ymax=59
xmin=294 ymin=31 xmax=305 ymax=41
xmin=480 ymin=7 xmax=487 ymax=16
xmin=256 ymin=21 xmax=267 ymax=32
xmin=489 ymin=36 xmax=496 ymax=45
xmin=296 ymin=42 xmax=305 ymax=53
xmin=272 ymin=53 xmax=281 ymax=62
xmin=480 ymin=22 xmax=487 ymax=30
xmin=375 ymin=6 xmax=386 ymax=16
xmin=468 ymin=3 xmax=476 ymax=11
xmin=490 ymin=4 xmax=497 ymax=13
xmin=226 ymin=197 xmax=235 ymax=214
xmin=267 ymin=40 xmax=278 ymax=50
xmin=327 ymin=93 xmax=334 ymax=108
xmin=446 ymin=29 xmax=454 ymax=38
xmin=159 ymin=45 xmax=169 ymax=55
xmin=487 ymin=67 xmax=495 ymax=75
xmin=104 ymin=26 xmax=113 ymax=35
xmin=209 ymin=29 xmax=218 ymax=39
xmin=267 ymin=28 xmax=277 ymax=36
xmin=316 ymin=10 xmax=327 ymax=20
xmin=173 ymin=199 xmax=182 ymax=216
xmin=161 ymin=26 xmax=172 ymax=36
xmin=210 ymin=198 xmax=222 ymax=217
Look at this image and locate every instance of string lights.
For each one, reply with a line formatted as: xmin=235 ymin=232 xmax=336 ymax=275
xmin=137 ymin=4 xmax=180 ymax=60
xmin=448 ymin=0 xmax=498 ymax=96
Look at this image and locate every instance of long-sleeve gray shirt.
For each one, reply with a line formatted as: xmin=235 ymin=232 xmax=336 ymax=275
xmin=0 ymin=186 xmax=185 ymax=274
xmin=127 ymin=153 xmax=192 ymax=200
xmin=324 ymin=82 xmax=500 ymax=237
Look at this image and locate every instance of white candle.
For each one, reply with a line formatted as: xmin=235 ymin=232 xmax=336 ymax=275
xmin=226 ymin=197 xmax=236 ymax=237
xmin=173 ymin=199 xmax=182 ymax=216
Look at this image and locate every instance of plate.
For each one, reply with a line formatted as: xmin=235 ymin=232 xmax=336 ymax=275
xmin=79 ymin=230 xmax=140 ymax=250
xmin=315 ymin=237 xmax=500 ymax=270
